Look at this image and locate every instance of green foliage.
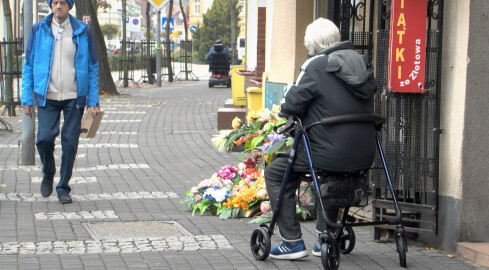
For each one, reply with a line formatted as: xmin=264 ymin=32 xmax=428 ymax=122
xmin=192 ymin=0 xmax=242 ymax=61
xmin=100 ymin=23 xmax=119 ymax=40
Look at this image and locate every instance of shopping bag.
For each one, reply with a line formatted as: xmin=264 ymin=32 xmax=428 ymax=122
xmin=80 ymin=111 xmax=104 ymax=138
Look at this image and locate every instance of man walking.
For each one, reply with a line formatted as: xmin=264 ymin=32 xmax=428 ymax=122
xmin=21 ymin=0 xmax=100 ymax=203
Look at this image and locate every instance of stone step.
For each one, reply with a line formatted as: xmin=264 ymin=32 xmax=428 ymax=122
xmin=457 ymin=242 xmax=489 ymax=267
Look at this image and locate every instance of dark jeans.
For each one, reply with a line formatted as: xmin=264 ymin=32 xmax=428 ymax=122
xmin=264 ymin=157 xmax=339 ymax=242
xmin=36 ymin=99 xmax=84 ymax=194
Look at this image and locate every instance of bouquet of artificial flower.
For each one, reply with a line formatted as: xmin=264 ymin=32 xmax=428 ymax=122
xmin=181 ymin=165 xmax=240 ymax=216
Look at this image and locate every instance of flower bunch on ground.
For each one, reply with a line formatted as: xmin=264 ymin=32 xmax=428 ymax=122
xmin=182 ymin=156 xmax=315 ymax=222
xmin=182 ymin=155 xmax=270 ymax=219
xmin=181 ymin=165 xmax=240 ymax=216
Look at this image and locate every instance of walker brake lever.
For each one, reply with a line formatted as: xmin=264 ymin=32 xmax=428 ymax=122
xmin=274 ymin=115 xmax=295 ymax=135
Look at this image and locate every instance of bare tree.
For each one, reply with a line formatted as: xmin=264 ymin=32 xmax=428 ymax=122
xmin=179 ymin=0 xmax=188 ymax=40
xmin=74 ymin=0 xmax=118 ymax=95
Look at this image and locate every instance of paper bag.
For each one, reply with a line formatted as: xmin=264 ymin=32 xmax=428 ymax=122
xmin=80 ymin=111 xmax=104 ymax=138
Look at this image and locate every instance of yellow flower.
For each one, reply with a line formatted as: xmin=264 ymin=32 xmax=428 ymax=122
xmin=247 ymin=110 xmax=258 ymax=123
xmin=231 ymin=117 xmax=242 ymax=129
xmin=241 ymin=187 xmax=257 ymax=203
xmin=272 ymin=104 xmax=281 ymax=112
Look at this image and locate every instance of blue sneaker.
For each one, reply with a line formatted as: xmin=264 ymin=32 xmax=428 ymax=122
xmin=312 ymin=237 xmax=322 ymax=257
xmin=270 ymin=240 xmax=308 ymax=260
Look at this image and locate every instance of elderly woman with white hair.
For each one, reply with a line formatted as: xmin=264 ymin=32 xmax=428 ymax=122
xmin=264 ymin=18 xmax=378 ymax=260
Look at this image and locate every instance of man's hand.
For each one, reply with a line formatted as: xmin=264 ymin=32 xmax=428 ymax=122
xmin=87 ymin=106 xmax=100 ymax=117
xmin=23 ymin=105 xmax=34 ymax=118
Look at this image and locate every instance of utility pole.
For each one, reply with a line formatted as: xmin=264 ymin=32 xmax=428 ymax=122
xmin=156 ymin=10 xmax=162 ymax=87
xmin=147 ymin=0 xmax=169 ymax=87
xmin=22 ymin=0 xmax=35 ymax=165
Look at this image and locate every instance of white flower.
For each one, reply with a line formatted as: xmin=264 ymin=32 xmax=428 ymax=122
xmin=212 ymin=188 xmax=229 ymax=202
xmin=238 ymin=163 xmax=246 ymax=170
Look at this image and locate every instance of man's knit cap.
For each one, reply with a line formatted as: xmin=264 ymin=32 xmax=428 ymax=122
xmin=48 ymin=0 xmax=74 ymax=10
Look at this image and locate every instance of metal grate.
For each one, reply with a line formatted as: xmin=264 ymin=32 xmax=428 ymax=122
xmin=373 ymin=30 xmax=440 ymax=195
xmin=350 ymin=31 xmax=372 ymax=55
xmin=371 ymin=27 xmax=441 ymax=235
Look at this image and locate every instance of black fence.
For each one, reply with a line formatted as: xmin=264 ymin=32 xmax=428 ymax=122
xmin=175 ymin=40 xmax=198 ymax=81
xmin=0 ymin=38 xmax=23 ymax=129
xmin=110 ymin=40 xmax=199 ymax=85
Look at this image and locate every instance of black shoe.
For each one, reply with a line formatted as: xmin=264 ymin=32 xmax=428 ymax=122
xmin=57 ymin=191 xmax=72 ymax=204
xmin=40 ymin=177 xmax=54 ymax=197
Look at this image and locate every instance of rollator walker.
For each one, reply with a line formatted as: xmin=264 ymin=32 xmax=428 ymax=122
xmin=250 ymin=114 xmax=407 ymax=270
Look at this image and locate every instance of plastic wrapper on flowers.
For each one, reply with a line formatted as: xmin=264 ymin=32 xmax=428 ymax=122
xmin=211 ymin=107 xmax=294 ymax=164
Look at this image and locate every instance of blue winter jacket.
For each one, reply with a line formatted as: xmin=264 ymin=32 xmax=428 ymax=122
xmin=21 ymin=14 xmax=99 ymax=108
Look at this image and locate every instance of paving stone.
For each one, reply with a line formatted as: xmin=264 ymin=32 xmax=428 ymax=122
xmin=1 ymin=76 xmax=487 ymax=269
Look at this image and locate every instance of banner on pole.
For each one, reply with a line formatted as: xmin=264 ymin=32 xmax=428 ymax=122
xmin=387 ymin=0 xmax=428 ymax=93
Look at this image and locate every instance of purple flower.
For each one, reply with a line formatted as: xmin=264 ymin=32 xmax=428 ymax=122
xmin=267 ymin=133 xmax=285 ymax=143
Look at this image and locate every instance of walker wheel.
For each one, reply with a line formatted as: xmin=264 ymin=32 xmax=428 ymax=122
xmin=396 ymin=226 xmax=407 ymax=267
xmin=250 ymin=227 xmax=271 ymax=261
xmin=321 ymin=236 xmax=340 ymax=270
xmin=338 ymin=227 xmax=355 ymax=254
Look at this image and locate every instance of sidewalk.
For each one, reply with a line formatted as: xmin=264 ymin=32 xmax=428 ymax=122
xmin=0 ymin=80 xmax=487 ymax=269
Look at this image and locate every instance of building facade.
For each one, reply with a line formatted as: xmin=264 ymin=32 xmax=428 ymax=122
xmin=243 ymin=0 xmax=489 ymax=253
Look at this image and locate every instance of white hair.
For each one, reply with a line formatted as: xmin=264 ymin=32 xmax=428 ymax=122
xmin=304 ymin=18 xmax=341 ymax=56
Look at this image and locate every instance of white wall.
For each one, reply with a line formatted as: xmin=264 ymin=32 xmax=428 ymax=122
xmin=246 ymin=0 xmax=257 ymax=70
xmin=438 ymin=0 xmax=470 ymax=199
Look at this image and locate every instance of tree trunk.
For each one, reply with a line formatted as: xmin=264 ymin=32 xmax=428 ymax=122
xmin=179 ymin=0 xmax=188 ymax=41
xmin=121 ymin=0 xmax=128 ymax=87
xmin=1 ymin=0 xmax=16 ymax=116
xmin=179 ymin=0 xmax=188 ymax=80
xmin=145 ymin=3 xmax=153 ymax=84
xmin=165 ymin=0 xmax=173 ymax=82
xmin=74 ymin=0 xmax=118 ymax=95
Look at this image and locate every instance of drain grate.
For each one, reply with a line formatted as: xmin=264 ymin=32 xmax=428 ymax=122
xmin=83 ymin=221 xmax=193 ymax=240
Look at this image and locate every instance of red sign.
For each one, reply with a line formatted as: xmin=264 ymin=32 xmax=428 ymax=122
xmin=387 ymin=0 xmax=428 ymax=93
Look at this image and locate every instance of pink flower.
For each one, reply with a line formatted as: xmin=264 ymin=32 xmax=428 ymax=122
xmin=198 ymin=179 xmax=211 ymax=189
xmin=195 ymin=195 xmax=202 ymax=202
xmin=260 ymin=201 xmax=271 ymax=213
xmin=211 ymin=178 xmax=223 ymax=188
xmin=221 ymin=165 xmax=238 ymax=173
xmin=223 ymin=179 xmax=234 ymax=186
xmin=190 ymin=187 xmax=199 ymax=194
xmin=218 ymin=168 xmax=236 ymax=180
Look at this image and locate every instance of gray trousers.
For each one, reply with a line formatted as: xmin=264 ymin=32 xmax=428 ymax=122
xmin=264 ymin=156 xmax=339 ymax=242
